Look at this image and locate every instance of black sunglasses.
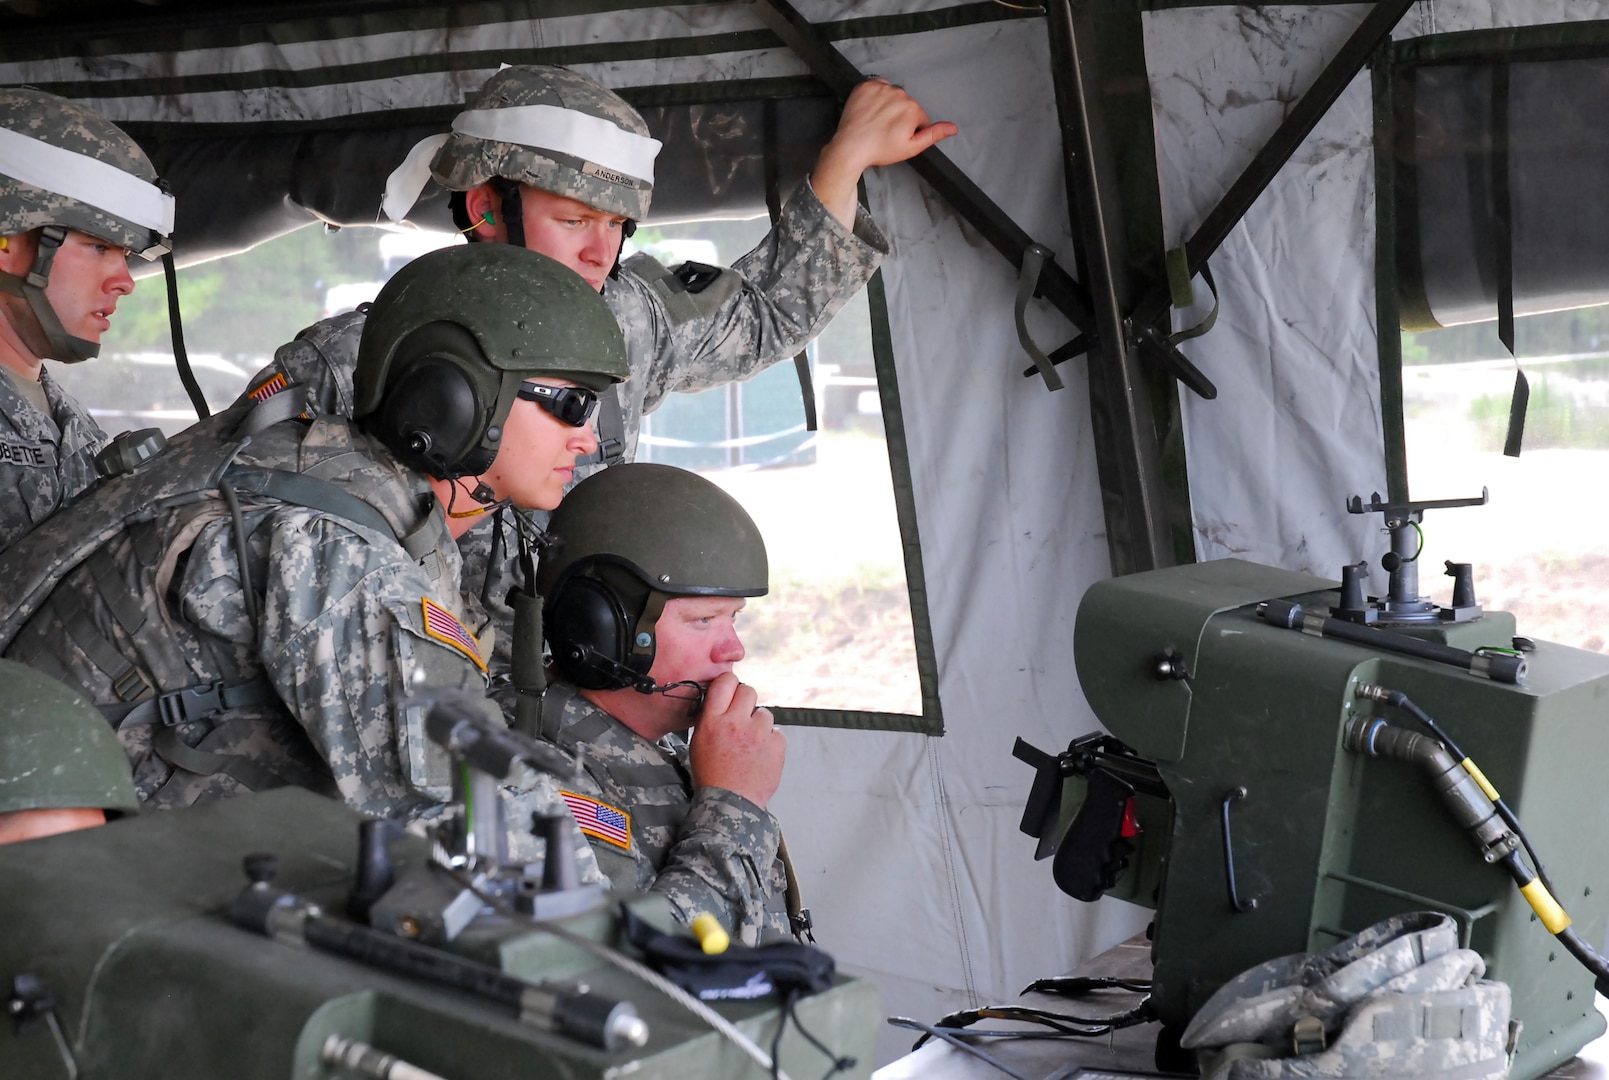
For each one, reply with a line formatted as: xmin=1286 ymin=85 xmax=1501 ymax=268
xmin=517 ymin=382 xmax=598 ymax=427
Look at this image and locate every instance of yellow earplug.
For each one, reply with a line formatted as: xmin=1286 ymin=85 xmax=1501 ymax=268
xmin=690 ymin=913 xmax=730 ymax=955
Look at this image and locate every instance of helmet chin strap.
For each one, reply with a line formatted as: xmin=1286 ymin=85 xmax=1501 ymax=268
xmin=0 ymin=227 xmax=99 ymax=363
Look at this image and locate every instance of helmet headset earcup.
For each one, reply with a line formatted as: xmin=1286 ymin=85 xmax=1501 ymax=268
xmin=370 ymin=324 xmax=504 ymax=479
xmin=547 ymin=573 xmax=653 ymax=691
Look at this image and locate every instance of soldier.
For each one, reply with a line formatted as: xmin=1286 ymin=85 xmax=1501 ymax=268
xmin=531 ymin=462 xmax=793 ymax=945
xmin=0 ymin=244 xmax=625 ymax=860
xmin=0 ymin=88 xmax=175 ymax=550
xmin=253 ymin=63 xmax=955 ymax=674
xmin=0 ymin=658 xmax=139 ymax=846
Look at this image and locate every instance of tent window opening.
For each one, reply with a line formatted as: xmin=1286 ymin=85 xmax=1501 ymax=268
xmin=50 ymin=222 xmax=435 ymax=434
xmin=1380 ymin=24 xmax=1609 ymax=657
xmin=628 ymin=215 xmax=925 ymax=718
xmin=53 ymin=213 xmax=929 ymax=718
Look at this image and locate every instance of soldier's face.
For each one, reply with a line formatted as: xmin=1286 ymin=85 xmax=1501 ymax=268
xmin=647 ymin=597 xmax=748 ymax=690
xmin=514 ymin=187 xmax=629 ymax=292
xmin=0 ymin=229 xmax=134 ymax=352
xmin=477 ymin=379 xmax=599 ymax=510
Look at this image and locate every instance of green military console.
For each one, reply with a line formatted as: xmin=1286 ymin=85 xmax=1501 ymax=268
xmin=1023 ymin=513 xmax=1609 ymax=1079
xmin=0 ymin=787 xmax=876 ymax=1080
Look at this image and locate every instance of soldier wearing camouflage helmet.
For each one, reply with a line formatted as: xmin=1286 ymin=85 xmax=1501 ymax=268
xmin=0 ymin=658 xmax=139 ymax=846
xmin=252 ymin=63 xmax=954 ymax=689
xmin=0 ymin=87 xmax=175 ymax=551
xmin=527 ymin=462 xmax=795 ymax=945
xmin=0 ymin=245 xmax=623 ymax=872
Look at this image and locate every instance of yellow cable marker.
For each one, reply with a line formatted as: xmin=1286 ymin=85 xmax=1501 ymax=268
xmin=1520 ymin=878 xmax=1572 ymax=934
xmin=691 ymin=913 xmax=730 ymax=955
xmin=1461 ymin=758 xmax=1500 ymax=802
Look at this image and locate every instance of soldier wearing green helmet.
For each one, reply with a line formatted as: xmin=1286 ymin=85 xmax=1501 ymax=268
xmin=0 ymin=245 xmax=623 ymax=866
xmin=527 ymin=462 xmax=796 ymax=945
xmin=0 ymin=87 xmax=176 ymax=551
xmin=0 ymin=658 xmax=138 ymax=846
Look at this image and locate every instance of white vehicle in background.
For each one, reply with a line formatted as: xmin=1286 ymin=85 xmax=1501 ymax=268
xmin=324 ymin=228 xmax=463 ymax=317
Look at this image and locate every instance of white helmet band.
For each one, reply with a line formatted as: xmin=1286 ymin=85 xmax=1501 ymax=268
xmin=0 ymin=125 xmax=174 ymax=243
xmin=382 ymin=102 xmax=662 ymax=223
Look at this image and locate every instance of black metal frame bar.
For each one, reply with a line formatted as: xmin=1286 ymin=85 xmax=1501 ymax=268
xmin=1130 ymin=0 xmax=1419 ymax=332
xmin=751 ymin=0 xmax=1098 ymax=336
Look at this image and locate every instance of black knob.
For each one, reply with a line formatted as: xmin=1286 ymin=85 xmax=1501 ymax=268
xmin=243 ymin=852 xmax=279 ymax=885
xmin=1381 ymin=551 xmax=1401 ymax=572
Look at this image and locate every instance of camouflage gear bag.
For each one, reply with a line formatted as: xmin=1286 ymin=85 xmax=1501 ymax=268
xmin=1183 ymin=911 xmax=1516 ymax=1080
xmin=384 ymin=65 xmax=661 ymax=223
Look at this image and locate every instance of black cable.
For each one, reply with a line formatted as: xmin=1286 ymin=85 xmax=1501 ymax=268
xmin=782 ymin=991 xmax=856 ymax=1080
xmin=1368 ymin=687 xmax=1609 ymax=985
xmin=216 ymin=476 xmax=258 ymax=626
xmin=886 ymin=1017 xmax=1034 ymax=1080
xmin=162 ymin=250 xmax=209 ymax=419
xmin=481 ymin=505 xmax=506 ymax=609
xmin=1384 ymin=691 xmax=1561 ymax=904
xmin=771 ymin=990 xmax=787 ymax=1080
xmin=1022 ymin=975 xmax=1151 ymax=996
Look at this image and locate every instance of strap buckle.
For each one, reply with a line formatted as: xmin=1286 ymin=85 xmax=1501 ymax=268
xmin=1292 ymin=1014 xmax=1326 ymax=1056
xmin=790 ymin=908 xmax=815 ymax=943
xmin=155 ymin=681 xmax=226 ymax=727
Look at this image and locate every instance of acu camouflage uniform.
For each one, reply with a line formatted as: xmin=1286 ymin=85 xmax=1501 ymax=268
xmin=250 ymin=178 xmax=886 ymax=677
xmin=0 ymin=366 xmax=108 ymax=550
xmin=0 ymin=393 xmax=594 ymax=873
xmin=0 ymin=88 xmax=170 ymax=550
xmin=537 ymin=681 xmax=789 ymax=946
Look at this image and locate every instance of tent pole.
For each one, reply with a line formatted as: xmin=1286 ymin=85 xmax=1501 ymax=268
xmin=1044 ymin=0 xmax=1181 ymax=575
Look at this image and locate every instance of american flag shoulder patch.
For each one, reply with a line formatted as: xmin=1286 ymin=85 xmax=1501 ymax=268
xmin=248 ymin=371 xmax=289 ymax=402
xmin=421 ymin=597 xmax=486 ymax=672
xmin=560 ymin=790 xmax=632 ymax=851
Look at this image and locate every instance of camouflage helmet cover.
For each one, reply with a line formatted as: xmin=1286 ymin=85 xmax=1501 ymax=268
xmin=0 ymin=659 xmax=139 ymax=816
xmin=537 ymin=462 xmax=769 ymax=603
xmin=429 ymin=65 xmax=657 ymax=220
xmin=0 ymin=88 xmax=171 ymax=257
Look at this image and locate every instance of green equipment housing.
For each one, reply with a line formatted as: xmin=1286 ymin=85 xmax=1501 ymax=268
xmin=1028 ymin=546 xmax=1609 ymax=1080
xmin=0 ymin=787 xmax=877 ymax=1080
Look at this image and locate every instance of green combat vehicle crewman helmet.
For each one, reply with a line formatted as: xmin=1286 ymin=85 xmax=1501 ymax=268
xmin=0 ymin=659 xmax=139 ymax=817
xmin=353 ymin=242 xmax=628 ymax=479
xmin=0 ymin=88 xmax=175 ymax=362
xmin=538 ymin=463 xmax=769 ymax=691
xmin=382 ymin=64 xmax=662 ymax=226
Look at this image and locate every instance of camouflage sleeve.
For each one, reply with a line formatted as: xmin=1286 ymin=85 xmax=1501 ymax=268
xmin=234 ymin=310 xmax=365 ymax=418
xmin=652 ymin=786 xmax=787 ymax=947
xmin=499 ymin=758 xmax=604 ymax=885
xmin=608 ymin=180 xmax=887 ymax=425
xmin=188 ymin=507 xmax=487 ymax=818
